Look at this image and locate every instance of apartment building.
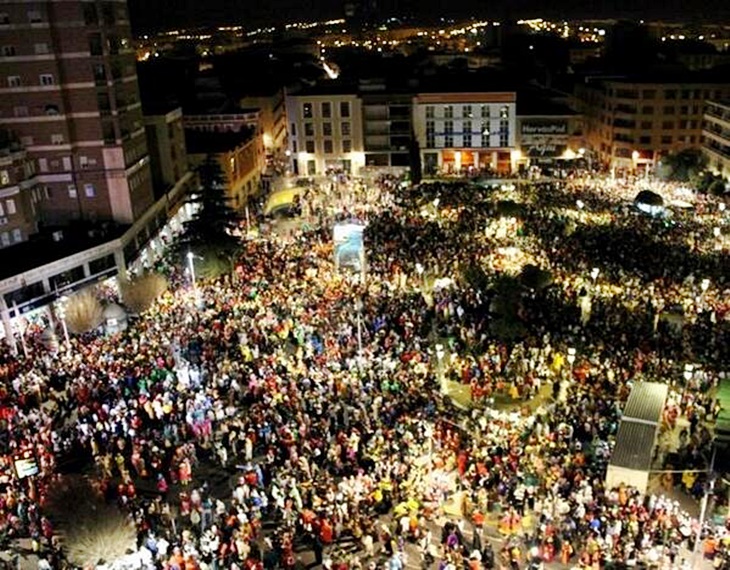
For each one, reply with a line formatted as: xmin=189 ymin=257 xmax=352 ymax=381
xmin=360 ymin=88 xmax=413 ymax=170
xmin=412 ymin=92 xmax=517 ymax=175
xmin=286 ymin=90 xmax=364 ymax=176
xmin=0 ymin=132 xmax=38 ymax=247
xmin=576 ymin=75 xmax=730 ymax=170
xmin=0 ymin=0 xmax=154 ymax=225
xmin=143 ymin=106 xmax=188 ymax=199
xmin=703 ymin=100 xmax=730 ymax=180
xmin=240 ymin=89 xmax=287 ymax=156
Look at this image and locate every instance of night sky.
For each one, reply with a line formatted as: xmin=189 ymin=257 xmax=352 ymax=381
xmin=128 ymin=0 xmax=728 ymax=34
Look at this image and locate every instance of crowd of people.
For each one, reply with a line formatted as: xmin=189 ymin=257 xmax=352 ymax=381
xmin=0 ymin=170 xmax=726 ymax=570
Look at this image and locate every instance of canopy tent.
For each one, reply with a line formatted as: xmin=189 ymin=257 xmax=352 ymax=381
xmin=264 ymin=188 xmax=303 ymax=216
xmin=606 ymin=382 xmax=668 ymax=494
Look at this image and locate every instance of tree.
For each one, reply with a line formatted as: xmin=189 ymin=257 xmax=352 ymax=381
xmin=64 ymin=291 xmax=104 ymax=334
xmin=45 ymin=476 xmax=136 ymax=568
xmin=656 ymin=149 xmax=707 ymax=183
xmin=120 ymin=272 xmax=168 ymax=314
xmin=179 ymin=155 xmax=242 ymax=276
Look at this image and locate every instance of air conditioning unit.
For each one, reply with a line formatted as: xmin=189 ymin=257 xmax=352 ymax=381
xmin=52 ymin=230 xmax=63 ymax=242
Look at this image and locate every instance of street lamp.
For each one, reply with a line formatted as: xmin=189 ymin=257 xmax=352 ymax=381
xmin=435 ymin=343 xmax=446 ymax=394
xmin=187 ymin=251 xmax=197 ymax=291
xmin=355 ymin=298 xmax=363 ymax=366
xmin=590 ymin=267 xmax=600 ymax=282
xmin=57 ymin=296 xmax=71 ymax=349
xmin=701 ymin=278 xmax=710 ymax=294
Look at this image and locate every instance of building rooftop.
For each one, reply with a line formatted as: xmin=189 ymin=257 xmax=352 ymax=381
xmin=516 ymin=95 xmax=577 ymax=117
xmin=185 ymin=127 xmax=256 ymax=154
xmin=0 ymin=224 xmax=127 ymax=281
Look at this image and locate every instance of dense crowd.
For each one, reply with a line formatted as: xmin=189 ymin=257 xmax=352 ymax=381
xmin=0 ymin=171 xmax=727 ymax=570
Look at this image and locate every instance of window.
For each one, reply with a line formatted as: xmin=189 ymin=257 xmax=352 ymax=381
xmin=0 ymin=202 xmax=4 ymax=215
xmin=307 ymin=160 xmax=316 ymax=176
xmin=640 ymin=120 xmax=652 ymax=129
xmin=7 ymin=76 xmax=20 ymax=87
xmin=68 ymin=185 xmax=77 ymax=198
xmin=500 ymin=106 xmax=509 ymax=119
xmin=290 ymin=122 xmax=296 ymax=137
xmin=321 ymin=102 xmax=331 ymax=118
xmin=51 ymin=134 xmax=64 ymax=144
xmin=444 ymin=120 xmax=453 ymax=135
xmin=83 ymin=4 xmax=98 ymax=25
xmin=481 ymin=122 xmax=490 ymax=147
xmin=342 ymin=160 xmax=351 ymax=173
xmin=481 ymin=105 xmax=490 ymax=118
xmin=663 ymin=106 xmax=675 ymax=115
xmin=339 ymin=101 xmax=350 ymax=118
xmin=426 ymin=121 xmax=435 ymax=148
xmin=305 ymin=140 xmax=315 ymax=153
xmin=661 ymin=121 xmax=674 ymax=130
xmin=444 ymin=105 xmax=453 ymax=119
xmin=463 ymin=120 xmax=472 ymax=147
xmin=27 ymin=10 xmax=42 ymax=23
xmin=304 ymin=123 xmax=314 ymax=137
xmin=0 ymin=233 xmax=9 ymax=247
xmin=2 ymin=46 xmax=15 ymax=56
xmin=5 ymin=199 xmax=15 ymax=215
xmin=11 ymin=229 xmax=21 ymax=243
xmin=39 ymin=74 xmax=54 ymax=86
xmin=661 ymin=135 xmax=672 ymax=144
xmin=642 ymin=90 xmax=656 ymax=99
xmin=322 ymin=122 xmax=332 ymax=137
xmin=341 ymin=122 xmax=351 ymax=136
xmin=45 ymin=104 xmax=60 ymax=115
xmin=291 ymin=140 xmax=297 ymax=153
xmin=0 ymin=171 xmax=8 ymax=185
xmin=84 ymin=183 xmax=95 ymax=198
xmin=681 ymin=90 xmax=690 ymax=100
xmin=0 ymin=14 xmax=9 ymax=25
xmin=323 ymin=140 xmax=333 ymax=154
xmin=499 ymin=120 xmax=509 ymax=146
xmin=62 ymin=157 xmax=72 ymax=170
xmin=89 ymin=34 xmax=103 ymax=56
xmin=444 ymin=134 xmax=453 ymax=147
xmin=13 ymin=106 xmax=28 ymax=117
xmin=462 ymin=105 xmax=472 ymax=118
xmin=20 ymin=136 xmax=32 ymax=146
xmin=642 ymin=106 xmax=654 ymax=114
xmin=342 ymin=139 xmax=351 ymax=153
xmin=302 ymin=103 xmax=313 ymax=118
xmin=34 ymin=43 xmax=48 ymax=54
xmin=664 ymin=89 xmax=677 ymax=99
xmin=38 ymin=158 xmax=48 ymax=172
xmin=425 ymin=106 xmax=434 ymax=119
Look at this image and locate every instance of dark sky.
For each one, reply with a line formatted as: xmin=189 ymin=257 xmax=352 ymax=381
xmin=128 ymin=0 xmax=727 ymax=34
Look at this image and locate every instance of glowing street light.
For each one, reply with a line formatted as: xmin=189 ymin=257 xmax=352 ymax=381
xmin=701 ymin=278 xmax=710 ymax=293
xmin=713 ymin=227 xmax=721 ymax=238
xmin=683 ymin=363 xmax=693 ymax=383
xmin=566 ymin=347 xmax=576 ymax=367
xmin=590 ymin=267 xmax=600 ymax=281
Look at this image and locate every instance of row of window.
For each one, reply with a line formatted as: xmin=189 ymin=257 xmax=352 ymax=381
xmin=67 ymin=184 xmax=96 ymax=199
xmin=293 ymin=121 xmax=351 ymax=138
xmin=0 ymin=198 xmax=17 ymax=216
xmin=426 ymin=105 xmax=510 ymax=119
xmin=302 ymin=101 xmax=351 ymax=119
xmin=426 ymin=120 xmax=510 ymax=148
xmin=610 ymin=104 xmax=703 ymax=115
xmin=6 ymin=74 xmax=55 ymax=88
xmin=0 ymin=229 xmax=23 ymax=248
xmin=607 ymin=117 xmax=701 ymax=130
xmin=610 ymin=88 xmax=724 ymax=101
xmin=293 ymin=139 xmax=353 ymax=154
xmin=0 ymin=11 xmax=43 ymax=25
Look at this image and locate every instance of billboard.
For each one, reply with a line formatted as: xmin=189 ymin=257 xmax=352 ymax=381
xmin=333 ymin=222 xmax=365 ymax=273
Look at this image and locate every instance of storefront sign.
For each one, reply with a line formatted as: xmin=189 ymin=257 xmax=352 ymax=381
xmin=520 ymin=120 xmax=568 ymax=136
xmin=524 ymin=144 xmax=567 ymax=158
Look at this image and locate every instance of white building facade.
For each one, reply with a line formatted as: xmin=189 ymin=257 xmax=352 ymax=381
xmin=286 ymin=93 xmax=365 ymax=176
xmin=412 ymin=93 xmax=517 ymax=175
xmin=703 ymin=100 xmax=730 ymax=180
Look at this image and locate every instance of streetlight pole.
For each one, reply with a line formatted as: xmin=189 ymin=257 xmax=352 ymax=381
xmin=435 ymin=343 xmax=446 ymax=395
xmin=187 ymin=251 xmax=197 ymax=291
xmin=57 ymin=296 xmax=70 ymax=349
xmin=355 ymin=298 xmax=363 ymax=367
